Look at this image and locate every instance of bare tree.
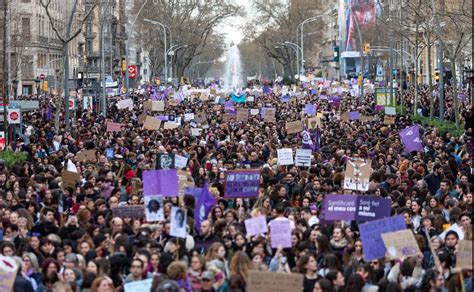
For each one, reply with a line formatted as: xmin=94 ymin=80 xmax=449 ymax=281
xmin=40 ymin=0 xmax=97 ymax=131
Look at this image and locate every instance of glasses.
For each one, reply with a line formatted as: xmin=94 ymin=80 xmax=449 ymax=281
xmin=23 ymin=258 xmax=31 ymax=262
xmin=131 ymin=265 xmax=142 ymax=269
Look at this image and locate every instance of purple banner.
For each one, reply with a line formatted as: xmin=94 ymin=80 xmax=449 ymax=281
xmin=399 ymin=124 xmax=423 ymax=153
xmin=359 ymin=215 xmax=406 ymax=261
xmin=142 ymin=169 xmax=179 ymax=196
xmin=322 ymin=195 xmax=392 ymax=222
xmin=224 ymin=170 xmax=260 ymax=198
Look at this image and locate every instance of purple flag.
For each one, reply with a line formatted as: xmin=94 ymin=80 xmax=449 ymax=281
xmin=301 ymin=126 xmax=319 ymax=152
xmin=458 ymin=93 xmax=467 ymax=101
xmin=194 ymin=182 xmax=215 ymax=233
xmin=399 ymin=125 xmax=423 ymax=153
xmin=47 ymin=104 xmax=53 ymax=121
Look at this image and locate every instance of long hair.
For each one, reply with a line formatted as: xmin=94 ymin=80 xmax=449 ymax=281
xmin=229 ymin=251 xmax=252 ymax=282
xmin=205 ymin=242 xmax=225 ymax=262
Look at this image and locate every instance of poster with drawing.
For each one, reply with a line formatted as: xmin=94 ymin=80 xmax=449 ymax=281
xmin=343 ymin=158 xmax=371 ymax=191
xmin=144 ymin=196 xmax=164 ymax=222
xmin=170 ymin=207 xmax=187 ymax=238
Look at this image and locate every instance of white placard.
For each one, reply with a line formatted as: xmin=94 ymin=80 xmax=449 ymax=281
xmin=384 ymin=107 xmax=396 ymax=115
xmin=175 ymin=155 xmax=189 ymax=169
xmin=184 ymin=113 xmax=195 ymax=122
xmin=117 ymin=98 xmax=133 ymax=110
xmin=250 ymin=109 xmax=259 ymax=115
xmin=170 ymin=206 xmax=187 ymax=238
xmin=144 ymin=195 xmax=164 ymax=222
xmin=247 ymin=96 xmax=255 ymax=102
xmin=277 ymin=148 xmax=294 ymax=165
xmin=295 ymin=149 xmax=312 ymax=167
xmin=191 ymin=128 xmax=202 ymax=136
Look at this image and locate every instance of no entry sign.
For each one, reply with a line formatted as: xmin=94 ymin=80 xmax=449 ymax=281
xmin=7 ymin=108 xmax=20 ymax=124
xmin=128 ymin=65 xmax=137 ymax=79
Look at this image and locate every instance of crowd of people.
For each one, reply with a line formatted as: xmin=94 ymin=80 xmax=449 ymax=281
xmin=0 ymin=78 xmax=472 ymax=292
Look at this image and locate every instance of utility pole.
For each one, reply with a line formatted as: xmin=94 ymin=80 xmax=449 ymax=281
xmin=426 ymin=32 xmax=434 ymax=120
xmin=63 ymin=1 xmax=78 ymax=131
xmin=350 ymin=10 xmax=364 ymax=97
xmin=389 ymin=44 xmax=394 ymax=105
xmin=3 ymin=0 xmax=10 ymax=146
xmin=100 ymin=0 xmax=111 ymax=117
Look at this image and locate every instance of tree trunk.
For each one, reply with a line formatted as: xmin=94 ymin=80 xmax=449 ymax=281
xmin=427 ymin=33 xmax=434 ymax=120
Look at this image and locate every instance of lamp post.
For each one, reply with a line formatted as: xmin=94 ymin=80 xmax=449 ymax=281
xmin=275 ymin=44 xmax=299 ymax=78
xmin=12 ymin=80 xmax=18 ymax=99
xmin=143 ymin=19 xmax=172 ymax=83
xmin=283 ymin=41 xmax=303 ymax=76
xmin=34 ymin=77 xmax=40 ymax=99
xmin=167 ymin=44 xmax=188 ymax=84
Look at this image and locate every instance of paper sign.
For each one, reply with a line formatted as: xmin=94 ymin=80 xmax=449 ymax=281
xmin=250 ymin=109 xmax=259 ymax=115
xmin=143 ymin=116 xmax=161 ymax=130
xmin=191 ymin=128 xmax=203 ymax=136
xmin=106 ymin=121 xmax=123 ymax=132
xmin=349 ymin=111 xmax=360 ymax=120
xmin=270 ymin=219 xmax=292 ymax=248
xmin=323 ymin=194 xmax=392 ymax=222
xmin=184 ymin=113 xmax=195 ymax=122
xmin=112 ymin=205 xmax=146 ymax=219
xmin=124 ymin=278 xmax=153 ymax=292
xmin=307 ymin=117 xmax=320 ymax=130
xmin=277 ymin=148 xmax=294 ymax=165
xmin=75 ymin=149 xmax=96 ymax=162
xmin=343 ymin=158 xmax=371 ymax=191
xmin=175 ymin=155 xmax=188 ymax=169
xmin=144 ymin=195 xmax=164 ymax=222
xmin=360 ymin=115 xmax=374 ymax=122
xmin=286 ymin=120 xmax=303 ymax=134
xmin=304 ymin=104 xmax=317 ymax=116
xmin=384 ymin=116 xmax=395 ymax=125
xmin=142 ymin=169 xmax=179 ymax=196
xmin=61 ymin=170 xmax=81 ymax=188
xmin=224 ymin=169 xmax=260 ymax=198
xmin=117 ymin=98 xmax=133 ymax=109
xmin=455 ymin=240 xmax=472 ymax=270
xmin=359 ymin=215 xmax=407 ymax=261
xmin=245 ymin=216 xmax=268 ymax=236
xmin=295 ymin=149 xmax=311 ymax=167
xmin=170 ymin=207 xmax=187 ymax=238
xmin=0 ymin=255 xmax=18 ymax=292
xmin=381 ymin=229 xmax=421 ymax=260
xmin=384 ymin=107 xmax=396 ymax=115
xmin=236 ymin=108 xmax=249 ymax=122
xmin=247 ymin=270 xmax=303 ymax=292
xmin=157 ymin=153 xmax=175 ymax=169
xmin=163 ymin=121 xmax=180 ymax=129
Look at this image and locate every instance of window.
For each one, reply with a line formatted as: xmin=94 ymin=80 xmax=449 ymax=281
xmin=22 ymin=18 xmax=30 ymax=36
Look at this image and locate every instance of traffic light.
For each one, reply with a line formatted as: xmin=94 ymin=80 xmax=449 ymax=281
xmin=406 ymin=74 xmax=410 ymax=82
xmin=364 ymin=43 xmax=371 ymax=54
xmin=333 ymin=46 xmax=339 ymax=62
xmin=435 ymin=71 xmax=440 ymax=83
xmin=77 ymin=72 xmax=84 ymax=88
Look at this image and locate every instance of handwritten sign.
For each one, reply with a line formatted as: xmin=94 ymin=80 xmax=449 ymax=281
xmin=295 ymin=149 xmax=311 ymax=167
xmin=307 ymin=117 xmax=320 ymax=130
xmin=247 ymin=270 xmax=303 ymax=292
xmin=359 ymin=215 xmax=406 ymax=261
xmin=277 ymin=148 xmax=294 ymax=165
xmin=381 ymin=229 xmax=421 ymax=260
xmin=270 ymin=219 xmax=292 ymax=248
xmin=112 ymin=205 xmax=146 ymax=218
xmin=384 ymin=116 xmax=395 ymax=125
xmin=175 ymin=155 xmax=188 ymax=169
xmin=143 ymin=116 xmax=161 ymax=130
xmin=106 ymin=121 xmax=123 ymax=132
xmin=224 ymin=169 xmax=260 ymax=198
xmin=0 ymin=255 xmax=18 ymax=292
xmin=61 ymin=170 xmax=81 ymax=188
xmin=245 ymin=216 xmax=268 ymax=236
xmin=286 ymin=120 xmax=303 ymax=134
xmin=264 ymin=108 xmax=276 ymax=123
xmin=456 ymin=240 xmax=472 ymax=270
xmin=236 ymin=108 xmax=249 ymax=122
xmin=75 ymin=149 xmax=96 ymax=162
xmin=343 ymin=158 xmax=371 ymax=191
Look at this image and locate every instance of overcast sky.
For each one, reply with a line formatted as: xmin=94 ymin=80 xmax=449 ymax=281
xmin=216 ymin=0 xmax=256 ymax=44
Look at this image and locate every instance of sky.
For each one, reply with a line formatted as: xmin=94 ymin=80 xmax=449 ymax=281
xmin=217 ymin=0 xmax=256 ymax=45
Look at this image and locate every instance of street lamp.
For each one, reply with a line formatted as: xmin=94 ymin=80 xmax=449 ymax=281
xmin=167 ymin=44 xmax=188 ymax=84
xmin=281 ymin=42 xmax=303 ymax=75
xmin=143 ymin=18 xmax=172 ymax=83
xmin=34 ymin=77 xmax=40 ymax=99
xmin=12 ymin=80 xmax=18 ymax=99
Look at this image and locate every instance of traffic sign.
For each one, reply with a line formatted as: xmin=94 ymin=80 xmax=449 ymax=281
xmin=69 ymin=97 xmax=76 ymax=110
xmin=0 ymin=131 xmax=4 ymax=150
xmin=39 ymin=74 xmax=45 ymax=80
xmin=7 ymin=108 xmax=20 ymax=124
xmin=128 ymin=65 xmax=137 ymax=79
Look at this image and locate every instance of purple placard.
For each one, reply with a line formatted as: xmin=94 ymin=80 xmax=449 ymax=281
xmin=281 ymin=94 xmax=290 ymax=103
xmin=157 ymin=115 xmax=169 ymax=121
xmin=309 ymin=89 xmax=317 ymax=95
xmin=354 ymin=196 xmax=392 ymax=221
xmin=263 ymin=86 xmax=272 ymax=94
xmin=225 ymin=170 xmax=260 ymax=198
xmin=224 ymin=101 xmax=234 ymax=111
xmin=322 ymin=194 xmax=358 ymax=221
xmin=458 ymin=93 xmax=467 ymax=101
xmin=319 ymin=94 xmax=328 ymax=100
xmin=349 ymin=111 xmax=360 ymax=120
xmin=142 ymin=169 xmax=179 ymax=196
xmin=245 ymin=216 xmax=268 ymax=236
xmin=304 ymin=104 xmax=317 ymax=116
xmin=270 ymin=219 xmax=292 ymax=248
xmin=375 ymin=105 xmax=385 ymax=111
xmin=359 ymin=215 xmax=406 ymax=261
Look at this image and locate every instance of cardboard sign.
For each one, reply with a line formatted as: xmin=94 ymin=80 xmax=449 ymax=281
xmin=277 ymin=148 xmax=294 ymax=165
xmin=286 ymin=120 xmax=303 ymax=134
xmin=245 ymin=216 xmax=268 ymax=236
xmin=343 ymin=158 xmax=371 ymax=191
xmin=106 ymin=121 xmax=123 ymax=132
xmin=247 ymin=270 xmax=303 ymax=292
xmin=360 ymin=115 xmax=374 ymax=122
xmin=236 ymin=108 xmax=249 ymax=122
xmin=224 ymin=169 xmax=260 ymax=198
xmin=270 ymin=219 xmax=292 ymax=248
xmin=61 ymin=170 xmax=81 ymax=188
xmin=75 ymin=149 xmax=96 ymax=162
xmin=264 ymin=108 xmax=276 ymax=123
xmin=359 ymin=215 xmax=407 ymax=261
xmin=157 ymin=153 xmax=176 ymax=170
xmin=295 ymin=149 xmax=311 ymax=167
xmin=144 ymin=100 xmax=165 ymax=111
xmin=307 ymin=117 xmax=320 ymax=130
xmin=0 ymin=255 xmax=18 ymax=292
xmin=384 ymin=116 xmax=395 ymax=125
xmin=455 ymin=240 xmax=472 ymax=270
xmin=163 ymin=122 xmax=179 ymax=129
xmin=112 ymin=205 xmax=146 ymax=218
xmin=381 ymin=229 xmax=422 ymax=260
xmin=143 ymin=116 xmax=161 ymax=130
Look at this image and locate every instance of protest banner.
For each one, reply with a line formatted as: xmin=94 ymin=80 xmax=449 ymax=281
xmin=359 ymin=215 xmax=406 ymax=261
xmin=106 ymin=121 xmax=123 ymax=132
xmin=343 ymin=158 xmax=371 ymax=191
xmin=236 ymin=108 xmax=249 ymax=122
xmin=112 ymin=205 xmax=146 ymax=219
xmin=124 ymin=278 xmax=153 ymax=292
xmin=384 ymin=107 xmax=396 ymax=115
xmin=142 ymin=169 xmax=179 ymax=196
xmin=455 ymin=240 xmax=472 ymax=270
xmin=270 ymin=219 xmax=292 ymax=248
xmin=61 ymin=170 xmax=81 ymax=188
xmin=0 ymin=255 xmax=18 ymax=292
xmin=170 ymin=207 xmax=187 ymax=238
xmin=184 ymin=113 xmax=195 ymax=122
xmin=381 ymin=229 xmax=421 ymax=260
xmin=144 ymin=195 xmax=164 ymax=222
xmin=286 ymin=120 xmax=303 ymax=134
xmin=175 ymin=155 xmax=188 ymax=169
xmin=244 ymin=216 xmax=268 ymax=236
xmin=75 ymin=149 xmax=96 ymax=162
xmin=224 ymin=169 xmax=260 ymax=198
xmin=295 ymin=148 xmax=312 ymax=167
xmin=322 ymin=195 xmax=391 ymax=222
xmin=247 ymin=270 xmax=304 ymax=292
xmin=384 ymin=116 xmax=395 ymax=125
xmin=157 ymin=153 xmax=175 ymax=169
xmin=277 ymin=148 xmax=294 ymax=165
xmin=143 ymin=116 xmax=161 ymax=130
xmin=117 ymin=98 xmax=133 ymax=109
